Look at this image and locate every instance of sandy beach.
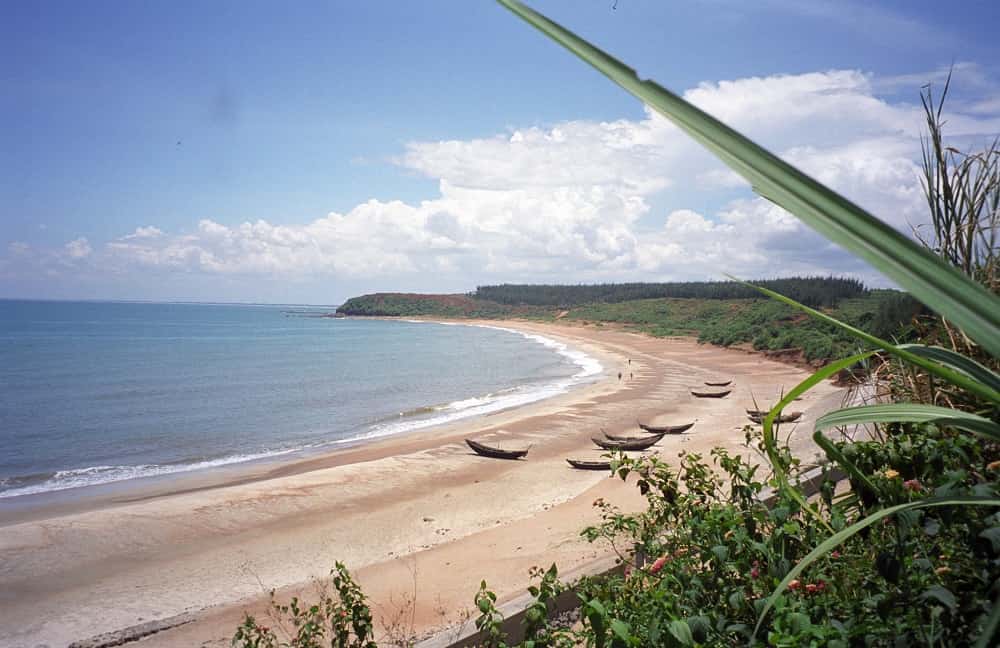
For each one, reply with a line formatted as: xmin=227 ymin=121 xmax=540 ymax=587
xmin=0 ymin=320 xmax=846 ymax=648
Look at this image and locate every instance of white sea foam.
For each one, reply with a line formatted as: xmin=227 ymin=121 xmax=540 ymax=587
xmin=0 ymin=448 xmax=299 ymax=499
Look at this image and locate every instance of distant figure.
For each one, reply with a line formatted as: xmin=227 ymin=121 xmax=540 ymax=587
xmin=630 ymin=372 xmax=633 ymax=380
xmin=618 ymin=372 xmax=622 ymax=381
xmin=628 ymin=358 xmax=631 ymax=365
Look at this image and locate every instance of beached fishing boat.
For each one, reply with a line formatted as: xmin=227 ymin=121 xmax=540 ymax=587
xmin=704 ymin=379 xmax=732 ymax=387
xmin=635 ymin=421 xmax=694 ymax=435
xmin=465 ymin=438 xmax=530 ymax=460
xmin=592 ymin=434 xmax=663 ymax=451
xmin=566 ymin=458 xmax=612 ymax=470
xmin=690 ymin=389 xmax=731 ymax=398
xmin=748 ymin=411 xmax=803 ymax=424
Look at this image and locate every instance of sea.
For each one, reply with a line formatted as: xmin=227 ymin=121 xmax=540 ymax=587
xmin=0 ymin=300 xmax=602 ymax=500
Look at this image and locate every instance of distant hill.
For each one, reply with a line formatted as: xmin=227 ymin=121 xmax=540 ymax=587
xmin=336 ymin=278 xmax=924 ymax=364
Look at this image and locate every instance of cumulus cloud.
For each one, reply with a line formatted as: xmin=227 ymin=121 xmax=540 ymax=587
xmin=8 ymin=67 xmax=999 ymax=295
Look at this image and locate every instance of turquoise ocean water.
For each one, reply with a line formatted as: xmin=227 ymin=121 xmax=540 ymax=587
xmin=0 ymin=300 xmax=600 ymax=499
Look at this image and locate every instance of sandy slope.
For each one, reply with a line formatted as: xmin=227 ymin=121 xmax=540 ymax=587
xmin=0 ymin=321 xmax=845 ymax=647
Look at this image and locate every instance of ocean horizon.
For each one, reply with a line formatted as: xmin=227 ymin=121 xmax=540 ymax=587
xmin=0 ymin=300 xmax=601 ymax=500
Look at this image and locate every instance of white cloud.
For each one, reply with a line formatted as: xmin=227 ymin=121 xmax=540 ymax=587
xmin=7 ymin=67 xmax=999 ymax=295
xmin=122 ymin=226 xmax=164 ymax=240
xmin=64 ymin=238 xmax=92 ymax=259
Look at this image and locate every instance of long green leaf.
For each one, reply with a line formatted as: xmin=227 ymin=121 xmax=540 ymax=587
xmin=497 ymin=0 xmax=1000 ymax=359
xmin=727 ymin=276 xmax=1000 ymax=404
xmin=898 ymin=344 xmax=1000 ymax=394
xmin=761 ymin=351 xmax=875 ymax=533
xmin=816 ymin=404 xmax=1000 ymax=441
xmin=752 ymin=496 xmax=1000 ymax=639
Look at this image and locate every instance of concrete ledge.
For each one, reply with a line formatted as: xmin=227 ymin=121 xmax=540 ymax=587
xmin=67 ymin=612 xmax=195 ymax=648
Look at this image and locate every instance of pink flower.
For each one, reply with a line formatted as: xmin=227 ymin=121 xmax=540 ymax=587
xmin=830 ymin=551 xmax=841 ymax=559
xmin=750 ymin=560 xmax=760 ymax=579
xmin=649 ymin=555 xmax=670 ymax=574
xmin=903 ymin=479 xmax=922 ymax=492
xmin=788 ymin=579 xmax=801 ymax=592
xmin=805 ymin=583 xmax=818 ymax=594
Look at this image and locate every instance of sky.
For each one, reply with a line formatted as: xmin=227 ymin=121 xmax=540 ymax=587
xmin=2 ymin=0 xmax=999 ymax=305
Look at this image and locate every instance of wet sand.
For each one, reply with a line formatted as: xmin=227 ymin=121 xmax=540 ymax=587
xmin=0 ymin=320 xmax=846 ymax=647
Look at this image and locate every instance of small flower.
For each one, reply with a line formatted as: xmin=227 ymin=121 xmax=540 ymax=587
xmin=815 ymin=580 xmax=827 ymax=591
xmin=935 ymin=566 xmax=951 ymax=576
xmin=903 ymin=479 xmax=922 ymax=492
xmin=884 ymin=469 xmax=900 ymax=479
xmin=649 ymin=555 xmax=670 ymax=574
xmin=624 ymin=565 xmax=633 ymax=578
xmin=788 ymin=579 xmax=801 ymax=591
xmin=805 ymin=583 xmax=819 ymax=594
xmin=987 ymin=460 xmax=1000 ymax=472
xmin=830 ymin=551 xmax=841 ymax=559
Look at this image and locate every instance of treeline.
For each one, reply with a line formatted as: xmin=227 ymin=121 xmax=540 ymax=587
xmin=472 ymin=276 xmax=867 ymax=308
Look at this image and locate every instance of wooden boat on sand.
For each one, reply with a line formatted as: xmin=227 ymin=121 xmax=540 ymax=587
xmin=465 ymin=438 xmax=530 ymax=460
xmin=704 ymin=379 xmax=732 ymax=387
xmin=635 ymin=421 xmax=695 ymax=435
xmin=566 ymin=458 xmax=612 ymax=470
xmin=691 ymin=389 xmax=731 ymax=398
xmin=592 ymin=434 xmax=664 ymax=451
xmin=748 ymin=411 xmax=803 ymax=424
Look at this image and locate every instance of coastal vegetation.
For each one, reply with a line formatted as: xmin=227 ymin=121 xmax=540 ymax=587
xmin=337 ymin=285 xmax=925 ymax=364
xmin=471 ymin=278 xmax=866 ymax=308
xmin=234 ymin=2 xmax=998 ymax=646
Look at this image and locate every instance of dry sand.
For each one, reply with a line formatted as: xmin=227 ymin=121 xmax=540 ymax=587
xmin=0 ymin=320 xmax=846 ymax=648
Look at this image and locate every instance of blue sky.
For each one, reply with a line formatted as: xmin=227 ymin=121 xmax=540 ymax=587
xmin=2 ymin=0 xmax=998 ymax=304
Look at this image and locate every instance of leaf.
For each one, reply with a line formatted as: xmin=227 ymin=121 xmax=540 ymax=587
xmin=979 ymin=526 xmax=1000 ymax=553
xmin=753 ymin=496 xmax=1000 ymax=639
xmin=920 ymin=585 xmax=957 ymax=611
xmin=667 ymin=619 xmax=694 ymax=646
xmin=815 ymin=404 xmax=1000 ymax=442
xmin=496 ymin=0 xmax=1000 ymax=359
xmin=899 ymin=344 xmax=1000 ymax=393
xmin=974 ymin=597 xmax=1000 ymax=648
xmin=787 ymin=612 xmax=812 ymax=634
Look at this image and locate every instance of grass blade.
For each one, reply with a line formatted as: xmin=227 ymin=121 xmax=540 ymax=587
xmin=497 ymin=0 xmax=1000 ymax=358
xmin=760 ymin=352 xmax=875 ymax=532
xmin=898 ymin=344 xmax=1000 ymax=393
xmin=816 ymin=404 xmax=1000 ymax=442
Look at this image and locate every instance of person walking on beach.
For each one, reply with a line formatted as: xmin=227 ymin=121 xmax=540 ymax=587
xmin=618 ymin=371 xmax=622 ymax=381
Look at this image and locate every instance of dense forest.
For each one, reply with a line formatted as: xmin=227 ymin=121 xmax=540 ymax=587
xmin=472 ymin=276 xmax=867 ymax=308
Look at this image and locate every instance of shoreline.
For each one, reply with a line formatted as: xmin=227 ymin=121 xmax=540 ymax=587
xmin=0 ymin=319 xmax=614 ymax=526
xmin=0 ymin=319 xmax=847 ymax=647
xmin=0 ymin=318 xmax=605 ymax=512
